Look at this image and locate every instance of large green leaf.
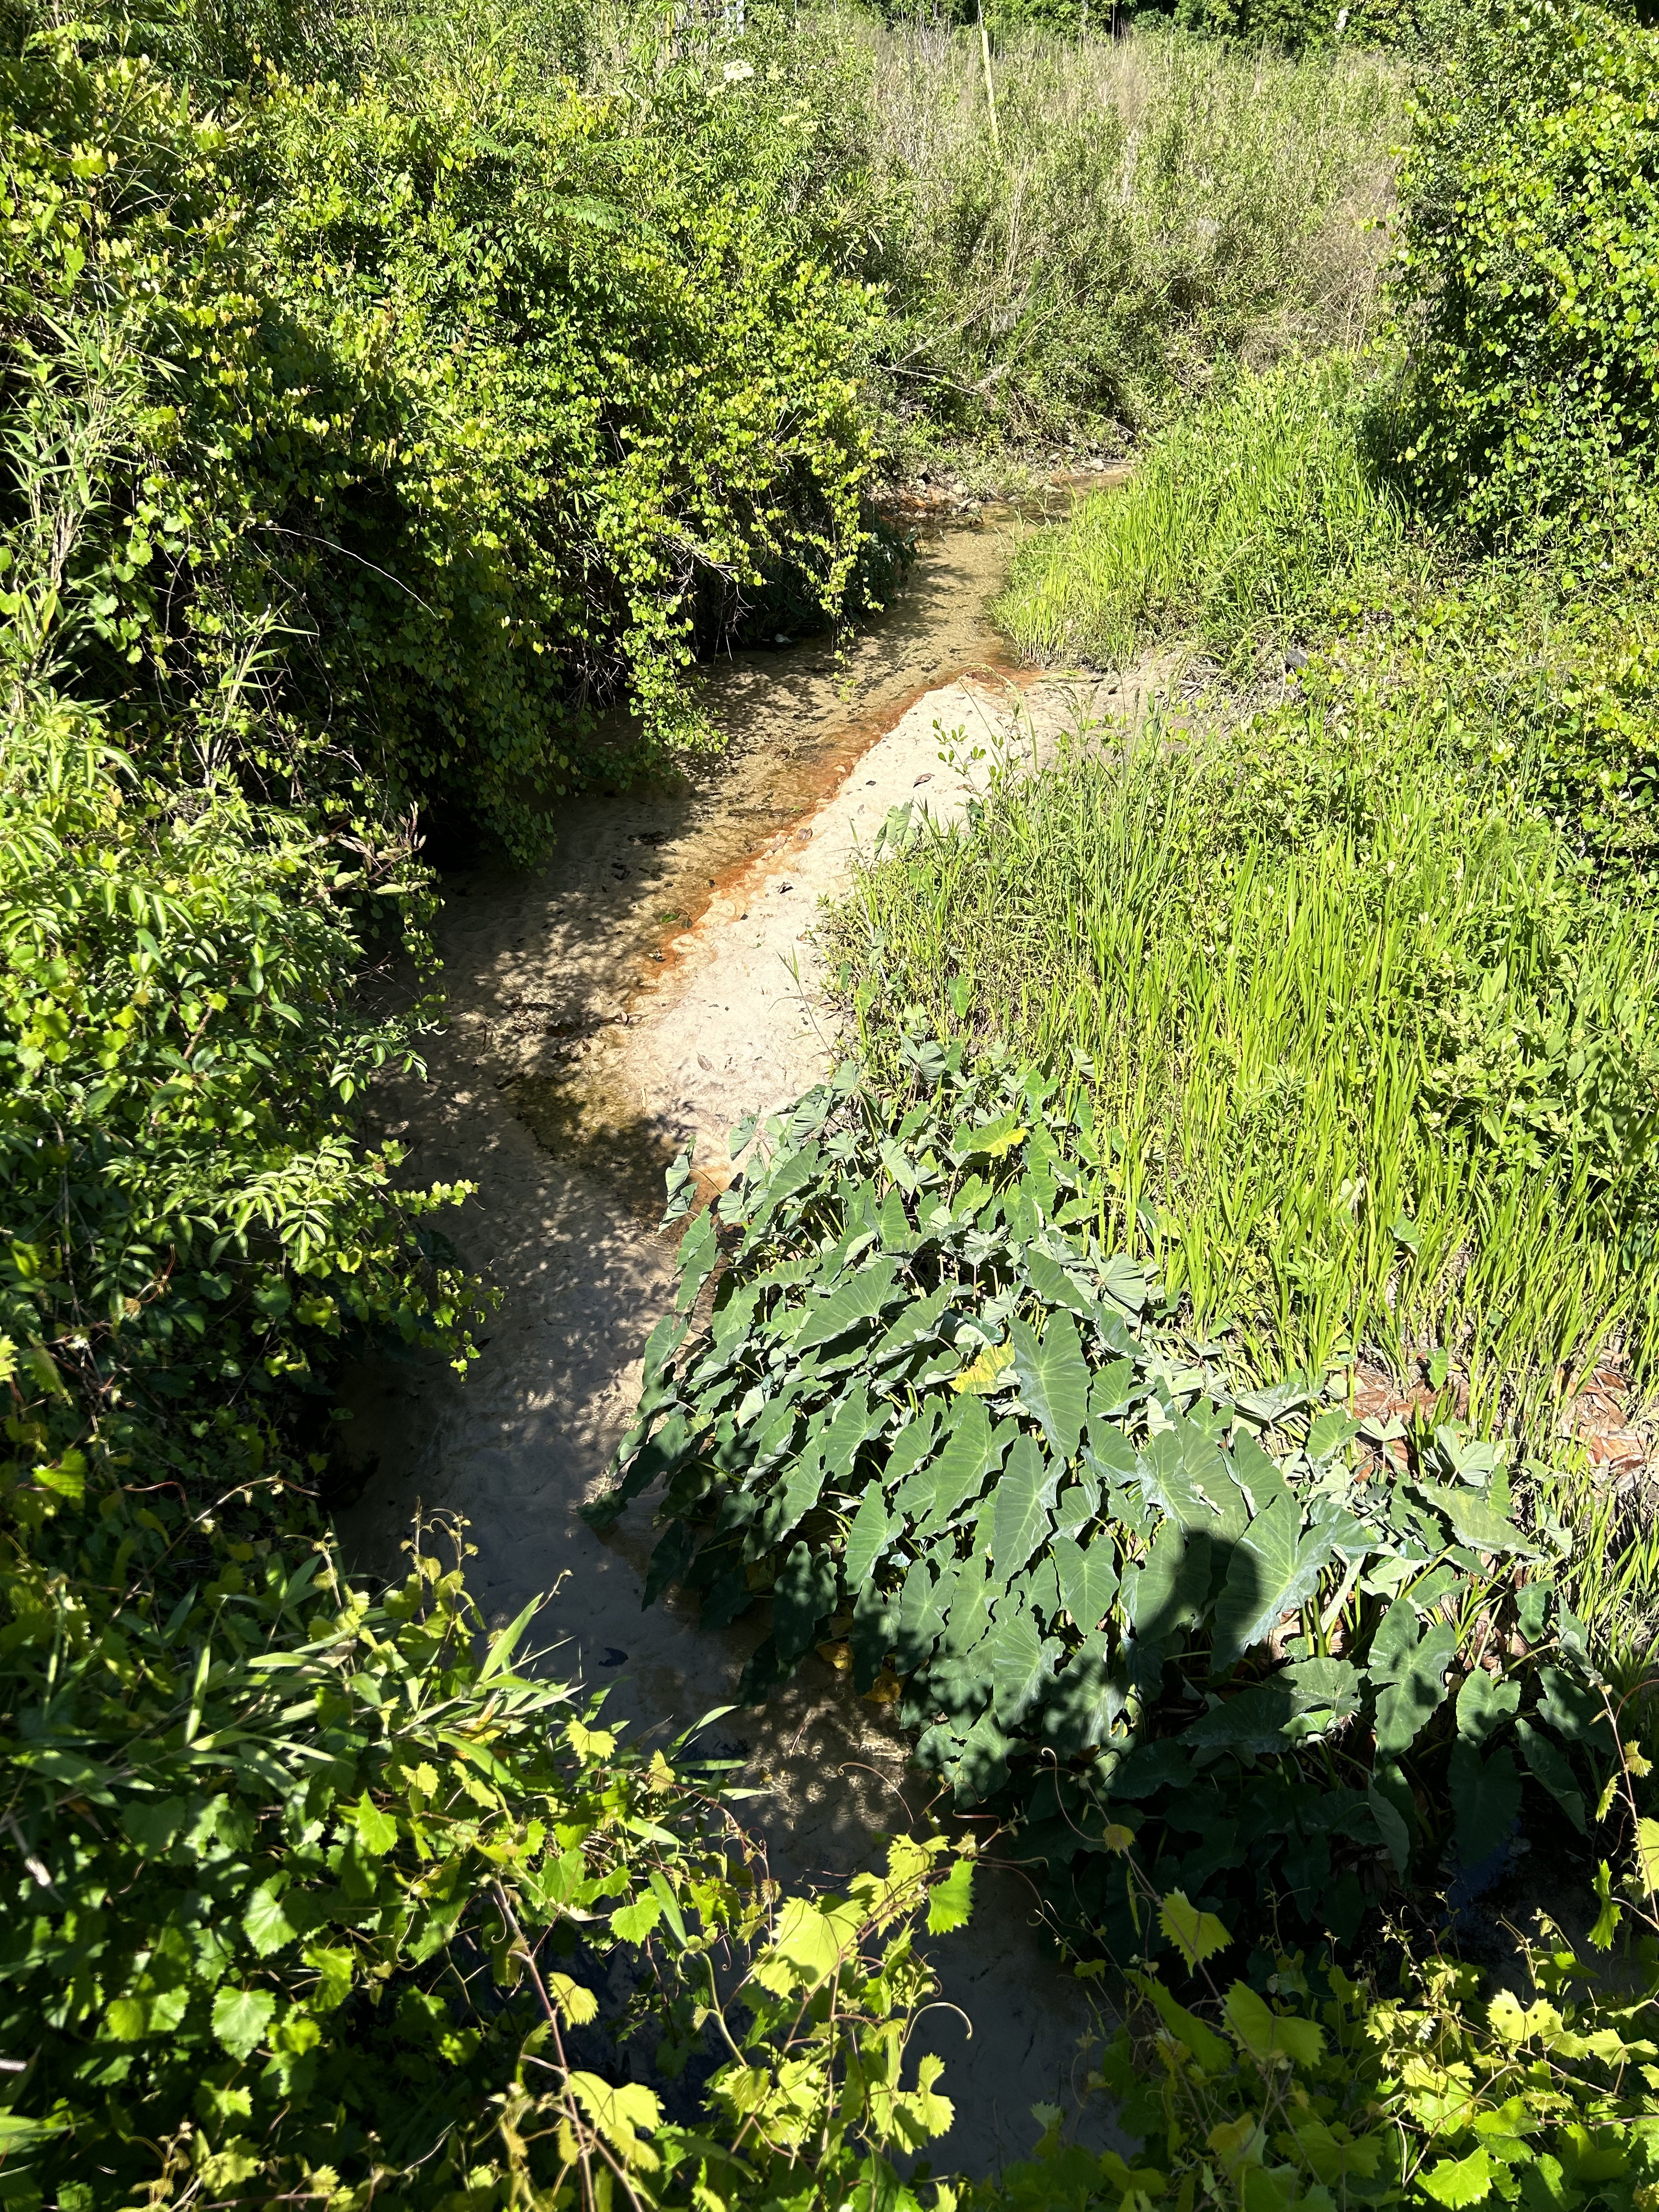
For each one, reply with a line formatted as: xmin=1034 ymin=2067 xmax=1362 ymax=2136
xmin=1454 ymin=1666 xmax=1520 ymax=1748
xmin=774 ymin=1543 xmax=838 ymax=1667
xmin=1372 ymin=1618 xmax=1459 ymax=1758
xmin=987 ymin=1606 xmax=1058 ymax=1727
xmin=1413 ymin=1479 xmax=1538 ymax=1558
xmin=1051 ymin=1533 xmax=1119 ymax=1630
xmin=1210 ymin=1497 xmax=1334 ymax=1670
xmin=1448 ymin=1741 xmax=1521 ymax=1866
xmin=884 ymin=1408 xmax=942 ymax=1496
xmin=794 ymin=1257 xmax=901 ymax=1353
xmin=1121 ymin=1519 xmax=1209 ymax=1643
xmin=988 ymin=1434 xmax=1057 ymax=1578
xmin=893 ymin=1551 xmax=957 ymax=1673
xmin=844 ymin=1488 xmax=895 ymax=1589
xmin=1011 ymin=1310 xmax=1087 ymax=1460
xmin=1515 ymin=1718 xmax=1585 ymax=1832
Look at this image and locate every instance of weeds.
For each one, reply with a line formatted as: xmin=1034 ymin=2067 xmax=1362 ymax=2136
xmin=995 ymin=358 xmax=1406 ymax=668
xmin=865 ymin=19 xmax=1401 ymax=453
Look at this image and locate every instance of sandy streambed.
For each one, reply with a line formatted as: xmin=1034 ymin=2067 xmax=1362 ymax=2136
xmin=337 ymin=509 xmax=1147 ymax=2172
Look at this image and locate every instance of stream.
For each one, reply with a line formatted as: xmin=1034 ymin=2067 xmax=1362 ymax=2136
xmin=336 ymin=497 xmax=1143 ymax=2175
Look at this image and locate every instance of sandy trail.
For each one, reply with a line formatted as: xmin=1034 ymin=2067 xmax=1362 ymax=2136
xmin=337 ymin=511 xmax=1148 ymax=2173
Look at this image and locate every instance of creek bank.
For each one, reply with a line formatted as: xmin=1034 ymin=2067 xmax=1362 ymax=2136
xmin=336 ymin=511 xmax=1151 ymax=2174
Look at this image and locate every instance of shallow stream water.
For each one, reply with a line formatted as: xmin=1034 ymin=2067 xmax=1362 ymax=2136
xmin=337 ymin=496 xmax=1141 ymax=2174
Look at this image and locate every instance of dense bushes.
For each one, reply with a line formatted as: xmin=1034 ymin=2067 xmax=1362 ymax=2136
xmin=594 ymin=1064 xmax=1629 ymax=1959
xmin=1 ymin=3 xmax=891 ymax=857
xmin=1391 ymin=0 xmax=1659 ymax=545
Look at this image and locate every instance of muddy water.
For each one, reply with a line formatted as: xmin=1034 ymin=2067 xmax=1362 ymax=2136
xmin=336 ymin=502 xmax=1139 ymax=2175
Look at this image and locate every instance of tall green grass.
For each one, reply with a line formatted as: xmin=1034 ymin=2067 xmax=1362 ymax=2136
xmin=997 ymin=359 xmax=1404 ymax=667
xmin=829 ymin=679 xmax=1659 ymax=1414
xmin=861 ymin=20 xmax=1403 ymax=453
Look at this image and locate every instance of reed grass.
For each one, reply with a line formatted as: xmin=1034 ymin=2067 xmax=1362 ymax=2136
xmin=829 ymin=685 xmax=1659 ymax=1420
xmin=858 ymin=18 xmax=1403 ymax=452
xmin=996 ymin=358 xmax=1405 ymax=667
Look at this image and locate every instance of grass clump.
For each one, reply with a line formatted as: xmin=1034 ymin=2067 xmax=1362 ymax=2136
xmin=995 ymin=358 xmax=1403 ymax=667
xmin=831 ymin=685 xmax=1659 ymax=1406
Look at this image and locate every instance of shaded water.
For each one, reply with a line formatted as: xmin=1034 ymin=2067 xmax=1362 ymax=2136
xmin=337 ymin=498 xmax=1133 ymax=2174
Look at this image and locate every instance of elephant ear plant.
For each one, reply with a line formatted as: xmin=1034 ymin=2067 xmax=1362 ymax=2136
xmin=591 ymin=1051 xmax=1618 ymax=1958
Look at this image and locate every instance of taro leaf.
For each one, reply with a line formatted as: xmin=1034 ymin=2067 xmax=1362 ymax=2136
xmin=746 ymin=1142 xmax=822 ymax=1239
xmin=1515 ymin=1718 xmax=1585 ymax=1832
xmin=1121 ymin=1520 xmax=1209 ymax=1643
xmin=822 ymin=1387 xmax=882 ymax=1483
xmin=795 ymin=1258 xmax=900 ymax=1354
xmin=1143 ymin=1424 xmax=1246 ymax=1542
xmin=701 ymin=1570 xmax=757 ymax=1631
xmin=871 ymin=1283 xmax=953 ymax=1367
xmin=1088 ymin=1359 xmax=1137 ymax=1423
xmin=1052 ymin=1533 xmax=1120 ymax=1630
xmin=952 ymin=1109 xmax=1027 ymax=1164
xmin=913 ymin=1400 xmax=1002 ymax=1536
xmin=1180 ymin=1658 xmax=1358 ymax=1755
xmin=1180 ymin=1677 xmax=1300 ymax=1754
xmin=1373 ymin=1620 xmax=1459 ymax=1758
xmin=1231 ymin=1375 xmax=1315 ymax=1425
xmin=987 ymin=1607 xmax=1058 ymax=1728
xmin=942 ymin=1550 xmax=999 ymax=1659
xmin=1538 ymin=1664 xmax=1614 ymax=1754
xmin=774 ymin=1542 xmax=839 ymax=1667
xmin=1099 ymin=1252 xmax=1149 ymax=1316
xmin=844 ymin=1488 xmax=896 ymax=1590
xmin=1084 ymin=1414 xmax=1138 ymax=1485
xmin=774 ymin=1442 xmax=827 ymax=1545
xmin=989 ymin=1434 xmax=1058 ymax=1578
xmin=674 ymin=1207 xmax=718 ymax=1305
xmin=1053 ymin=1468 xmax=1103 ymax=1539
xmin=1367 ymin=1779 xmax=1412 ymax=1875
xmin=1412 ymin=1479 xmax=1538 ymax=1558
xmin=850 ymin=1581 xmax=896 ymax=1692
xmin=1229 ymin=1427 xmax=1292 ymax=1516
xmin=894 ymin=1551 xmax=958 ymax=1673
xmin=1455 ymin=1667 xmax=1521 ymax=1749
xmin=644 ymin=1521 xmax=696 ymax=1609
xmin=1011 ymin=1311 xmax=1087 ymax=1460
xmin=954 ymin=1340 xmax=1017 ymax=1395
xmin=885 ymin=1408 xmax=942 ymax=1495
xmin=1041 ymin=1631 xmax=1123 ymax=1757
xmin=955 ymin=1705 xmax=1013 ymax=1803
xmin=1211 ymin=1497 xmax=1335 ymax=1671
xmin=586 ymin=1411 xmax=690 ymax=1527
xmin=1026 ymin=1249 xmax=1097 ymax=1322
xmin=1449 ymin=1741 xmax=1521 ymax=1868
xmin=1516 ymin=1581 xmax=1550 ymax=1644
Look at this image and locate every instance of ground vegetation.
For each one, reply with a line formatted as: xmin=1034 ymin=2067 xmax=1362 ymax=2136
xmin=8 ymin=0 xmax=1659 ymax=2204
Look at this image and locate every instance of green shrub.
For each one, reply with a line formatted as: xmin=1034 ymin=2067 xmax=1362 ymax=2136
xmin=0 ymin=1447 xmax=975 ymax=2209
xmin=982 ymin=1826 xmax=1659 ymax=2212
xmin=0 ymin=5 xmax=889 ymax=858
xmin=996 ymin=359 xmax=1401 ymax=668
xmin=1390 ymin=0 xmax=1659 ymax=546
xmin=590 ymin=1063 xmax=1617 ymax=1961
